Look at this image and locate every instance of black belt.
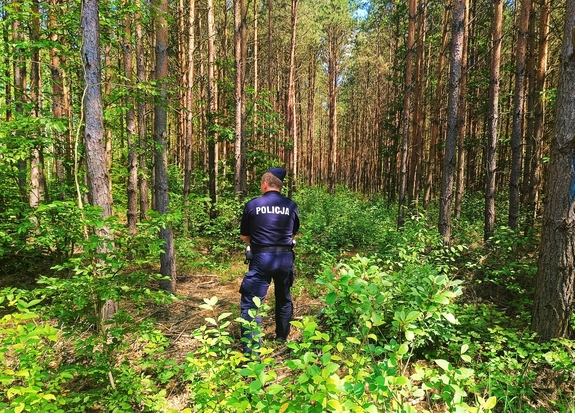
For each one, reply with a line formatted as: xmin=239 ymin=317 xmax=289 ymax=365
xmin=251 ymin=246 xmax=293 ymax=253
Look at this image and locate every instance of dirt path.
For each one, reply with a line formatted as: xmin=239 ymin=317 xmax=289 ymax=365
xmin=148 ymin=267 xmax=323 ymax=362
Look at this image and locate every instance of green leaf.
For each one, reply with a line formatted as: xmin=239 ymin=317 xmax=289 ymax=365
xmin=327 ymin=399 xmax=343 ymax=411
xmin=483 ymin=396 xmax=497 ymax=409
xmin=435 ymin=359 xmax=451 ymax=371
xmin=397 ymin=343 xmax=409 ymax=355
xmin=266 ymin=384 xmax=284 ymax=395
xmin=326 ymin=291 xmax=337 ymax=305
xmin=394 ymin=376 xmax=409 ymax=386
xmin=346 ymin=336 xmax=361 ymax=345
xmin=218 ymin=312 xmax=232 ymax=321
xmin=249 ymin=380 xmax=262 ymax=392
xmin=291 ymin=320 xmax=303 ymax=329
xmin=442 ymin=312 xmax=457 ymax=324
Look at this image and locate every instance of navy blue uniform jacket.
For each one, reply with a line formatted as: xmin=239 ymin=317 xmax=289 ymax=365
xmin=240 ymin=191 xmax=300 ymax=247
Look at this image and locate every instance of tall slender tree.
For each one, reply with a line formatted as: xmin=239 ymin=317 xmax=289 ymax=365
xmin=508 ymin=0 xmax=531 ymax=229
xmin=438 ymin=0 xmax=465 ymax=245
xmin=49 ymin=0 xmax=72 ymax=199
xmin=454 ymin=0 xmax=469 ymax=219
xmin=153 ymin=0 xmax=177 ymax=292
xmin=321 ymin=0 xmax=349 ymax=195
xmin=524 ymin=0 xmax=551 ymax=230
xmin=484 ymin=0 xmax=504 ymax=243
xmin=531 ymin=0 xmax=575 ymax=340
xmin=207 ymin=0 xmax=218 ymax=217
xmin=135 ymin=5 xmax=149 ymax=222
xmin=81 ymin=0 xmax=116 ymax=323
xmin=124 ymin=3 xmax=138 ymax=234
xmin=29 ymin=0 xmax=46 ymax=208
xmin=397 ymin=0 xmax=417 ymax=228
xmin=234 ymin=0 xmax=247 ymax=198
xmin=425 ymin=4 xmax=450 ymax=210
xmin=183 ymin=0 xmax=196 ymax=232
xmin=286 ymin=0 xmax=299 ymax=193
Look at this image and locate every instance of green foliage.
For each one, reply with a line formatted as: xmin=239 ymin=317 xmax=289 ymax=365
xmin=0 ymin=289 xmax=68 ymax=413
xmin=2 ymin=187 xmax=575 ymax=412
xmin=293 ymin=187 xmax=396 ymax=275
xmin=29 ymin=210 xmax=178 ymax=412
xmin=317 ymin=255 xmax=463 ymax=352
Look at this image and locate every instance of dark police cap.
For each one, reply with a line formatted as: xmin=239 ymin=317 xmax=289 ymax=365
xmin=268 ymin=167 xmax=286 ymax=181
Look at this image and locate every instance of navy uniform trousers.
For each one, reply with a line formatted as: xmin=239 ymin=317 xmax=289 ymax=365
xmin=239 ymin=250 xmax=294 ymax=353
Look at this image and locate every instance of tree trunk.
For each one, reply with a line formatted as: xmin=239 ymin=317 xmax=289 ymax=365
xmin=49 ymin=0 xmax=71 ymax=199
xmin=12 ymin=10 xmax=28 ymax=204
xmin=408 ymin=1 xmax=426 ymax=207
xmin=123 ymin=5 xmax=138 ymax=235
xmin=153 ymin=0 xmax=177 ymax=293
xmin=397 ymin=0 xmax=416 ymax=228
xmin=81 ymin=0 xmax=117 ymax=323
xmin=438 ymin=0 xmax=465 ymax=246
xmin=525 ymin=0 xmax=550 ymax=231
xmin=207 ymin=0 xmax=218 ymax=218
xmin=531 ymin=0 xmax=575 ymax=340
xmin=135 ymin=6 xmax=149 ymax=222
xmin=286 ymin=0 xmax=299 ymax=194
xmin=508 ymin=0 xmax=531 ymax=229
xmin=454 ymin=0 xmax=469 ymax=219
xmin=327 ymin=24 xmax=342 ymax=195
xmin=234 ymin=0 xmax=247 ymax=199
xmin=306 ymin=48 xmax=317 ymax=186
xmin=484 ymin=0 xmax=504 ymax=244
xmin=30 ymin=0 xmax=47 ymax=208
xmin=183 ymin=0 xmax=196 ymax=233
xmin=424 ymin=5 xmax=450 ymax=210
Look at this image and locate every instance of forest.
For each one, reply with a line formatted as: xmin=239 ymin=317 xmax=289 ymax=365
xmin=1 ymin=0 xmax=575 ymax=411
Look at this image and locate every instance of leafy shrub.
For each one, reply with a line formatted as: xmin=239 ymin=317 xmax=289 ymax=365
xmin=317 ymin=255 xmax=462 ymax=351
xmin=0 ymin=289 xmax=69 ymax=413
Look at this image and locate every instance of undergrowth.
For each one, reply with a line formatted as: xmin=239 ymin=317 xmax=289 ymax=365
xmin=0 ymin=187 xmax=573 ymax=412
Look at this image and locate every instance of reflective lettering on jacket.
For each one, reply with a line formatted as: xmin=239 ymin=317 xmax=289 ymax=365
xmin=255 ymin=206 xmax=290 ymax=215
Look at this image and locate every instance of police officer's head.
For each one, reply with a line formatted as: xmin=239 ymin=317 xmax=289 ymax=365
xmin=262 ymin=167 xmax=285 ymax=192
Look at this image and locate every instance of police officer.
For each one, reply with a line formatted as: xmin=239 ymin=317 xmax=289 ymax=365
xmin=239 ymin=167 xmax=300 ymax=353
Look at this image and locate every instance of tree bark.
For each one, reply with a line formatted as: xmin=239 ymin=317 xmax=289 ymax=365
xmin=49 ymin=0 xmax=72 ymax=199
xmin=81 ymin=0 xmax=117 ymax=323
xmin=286 ymin=0 xmax=299 ymax=194
xmin=508 ymin=0 xmax=531 ymax=229
xmin=408 ymin=1 xmax=426 ymax=207
xmin=135 ymin=6 xmax=149 ymax=222
xmin=207 ymin=0 xmax=218 ymax=218
xmin=234 ymin=0 xmax=247 ymax=199
xmin=438 ymin=0 xmax=465 ymax=246
xmin=123 ymin=4 xmax=138 ymax=234
xmin=30 ymin=0 xmax=47 ymax=208
xmin=425 ymin=4 xmax=450 ymax=210
xmin=531 ymin=0 xmax=575 ymax=340
xmin=525 ymin=0 xmax=551 ymax=231
xmin=306 ymin=48 xmax=317 ymax=186
xmin=484 ymin=0 xmax=504 ymax=244
xmin=153 ymin=0 xmax=177 ymax=293
xmin=398 ymin=0 xmax=417 ymax=228
xmin=12 ymin=8 xmax=28 ymax=204
xmin=454 ymin=0 xmax=469 ymax=219
xmin=326 ymin=16 xmax=345 ymax=195
xmin=183 ymin=0 xmax=196 ymax=233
